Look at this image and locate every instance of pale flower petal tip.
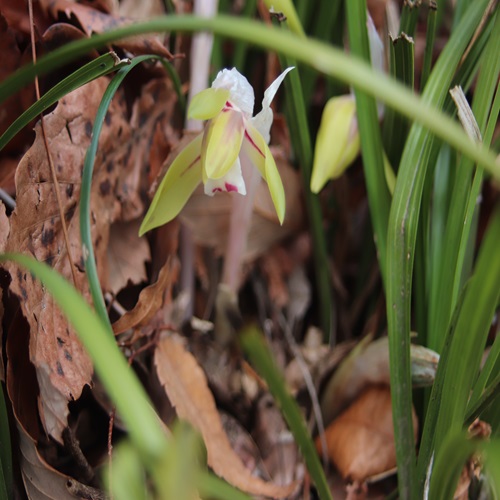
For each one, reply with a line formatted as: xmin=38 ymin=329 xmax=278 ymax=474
xmin=252 ymin=66 xmax=294 ymax=143
xmin=211 ymin=68 xmax=254 ymax=117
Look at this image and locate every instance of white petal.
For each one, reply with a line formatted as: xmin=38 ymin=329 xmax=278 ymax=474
xmin=204 ymin=157 xmax=247 ymax=196
xmin=262 ymin=66 xmax=295 ymax=110
xmin=211 ymin=68 xmax=254 ymax=118
xmin=367 ymin=14 xmax=385 ymax=118
xmin=251 ymin=66 xmax=294 ymax=143
xmin=367 ymin=15 xmax=384 ymax=73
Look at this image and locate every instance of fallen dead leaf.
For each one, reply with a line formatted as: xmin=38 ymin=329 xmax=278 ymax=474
xmin=253 ymin=394 xmax=301 ymax=488
xmin=43 ymin=0 xmax=173 ymax=58
xmin=106 ymin=219 xmax=150 ymax=295
xmin=4 ymin=77 xmax=131 ymax=442
xmin=112 ymin=257 xmax=178 ymax=334
xmin=154 ymin=333 xmax=297 ymax=498
xmin=0 ymin=12 xmax=34 ymax=154
xmin=18 ymin=421 xmax=104 ymax=500
xmin=316 ymin=385 xmax=418 ymax=482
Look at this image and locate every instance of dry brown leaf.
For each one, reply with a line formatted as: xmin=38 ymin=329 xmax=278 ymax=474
xmin=253 ymin=394 xmax=300 ymax=488
xmin=4 ymin=78 xmax=132 ymax=442
xmin=18 ymin=422 xmax=104 ymax=500
xmin=119 ymin=0 xmax=165 ymax=19
xmin=0 ymin=13 xmax=34 ymax=154
xmin=180 ymin=148 xmax=304 ymax=262
xmin=154 ymin=334 xmax=297 ymax=498
xmin=316 ymin=385 xmax=418 ymax=481
xmin=320 ymin=336 xmax=439 ymax=425
xmin=43 ymin=0 xmax=173 ymax=58
xmin=106 ymin=219 xmax=150 ymax=295
xmin=0 ymin=201 xmax=9 ymax=252
xmin=112 ymin=257 xmax=178 ymax=334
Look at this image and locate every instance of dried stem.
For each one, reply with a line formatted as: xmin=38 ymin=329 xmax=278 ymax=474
xmin=27 ymin=0 xmax=79 ymax=288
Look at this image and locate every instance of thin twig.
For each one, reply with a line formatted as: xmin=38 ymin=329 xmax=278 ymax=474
xmin=28 ymin=0 xmax=79 ymax=288
xmin=277 ymin=312 xmax=330 ymax=471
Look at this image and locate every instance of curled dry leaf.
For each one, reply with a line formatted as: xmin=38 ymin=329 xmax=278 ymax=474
xmin=112 ymin=257 xmax=178 ymax=334
xmin=43 ymin=0 xmax=173 ymax=58
xmin=154 ymin=334 xmax=297 ymax=498
xmin=316 ymin=385 xmax=418 ymax=482
xmin=18 ymin=422 xmax=88 ymax=500
xmin=320 ymin=336 xmax=439 ymax=425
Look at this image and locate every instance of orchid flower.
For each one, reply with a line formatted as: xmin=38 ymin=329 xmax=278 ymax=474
xmin=139 ymin=67 xmax=294 ymax=236
xmin=310 ymin=15 xmax=384 ymax=193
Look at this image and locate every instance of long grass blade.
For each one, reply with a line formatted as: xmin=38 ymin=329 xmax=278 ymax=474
xmin=346 ymin=0 xmax=391 ymax=285
xmin=240 ymin=326 xmax=332 ymax=500
xmin=0 ymin=16 xmax=497 ymax=177
xmin=0 ymin=52 xmax=127 ymax=153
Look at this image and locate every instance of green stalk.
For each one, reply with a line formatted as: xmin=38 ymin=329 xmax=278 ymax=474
xmin=346 ymin=0 xmax=390 ymax=286
xmin=80 ymin=55 xmax=165 ymax=329
xmin=0 ymin=16 xmax=497 ymax=178
xmin=386 ymin=1 xmax=493 ymax=497
xmin=280 ymin=52 xmax=333 ymax=342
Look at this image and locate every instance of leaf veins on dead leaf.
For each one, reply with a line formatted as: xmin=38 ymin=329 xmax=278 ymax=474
xmin=154 ymin=334 xmax=297 ymax=499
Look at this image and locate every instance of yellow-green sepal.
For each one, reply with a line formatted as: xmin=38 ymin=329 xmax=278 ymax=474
xmin=310 ymin=96 xmax=358 ymax=193
xmin=139 ymin=134 xmax=203 ymax=236
xmin=242 ymin=123 xmax=285 ymax=224
xmin=188 ymin=88 xmax=229 ymax=120
xmin=202 ymin=109 xmax=244 ymax=179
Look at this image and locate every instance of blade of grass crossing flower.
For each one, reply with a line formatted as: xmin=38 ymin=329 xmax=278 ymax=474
xmin=300 ymin=0 xmax=343 ymax=103
xmin=0 ymin=253 xmax=168 ymax=461
xmin=0 ymin=16 xmax=498 ymax=178
xmin=346 ymin=0 xmax=390 ymax=286
xmin=232 ymin=0 xmax=257 ymax=70
xmin=386 ymin=1 xmax=492 ymax=497
xmin=80 ymin=55 xmax=165 ymax=328
xmin=0 ymin=52 xmax=128 ymax=153
xmin=240 ymin=326 xmax=332 ymax=500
